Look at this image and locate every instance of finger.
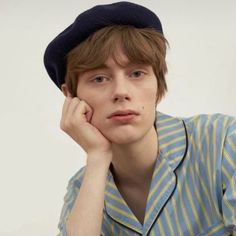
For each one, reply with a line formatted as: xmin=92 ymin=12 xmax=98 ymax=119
xmin=61 ymin=97 xmax=72 ymax=121
xmin=74 ymin=100 xmax=93 ymax=122
xmin=84 ymin=102 xmax=93 ymax=122
xmin=85 ymin=107 xmax=93 ymax=122
xmin=66 ymin=97 xmax=80 ymax=118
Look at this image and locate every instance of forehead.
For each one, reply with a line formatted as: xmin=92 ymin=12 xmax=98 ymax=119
xmin=104 ymin=52 xmax=133 ymax=69
xmin=96 ymin=49 xmax=151 ymax=70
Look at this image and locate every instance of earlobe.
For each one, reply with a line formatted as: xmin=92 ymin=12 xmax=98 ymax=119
xmin=61 ymin=84 xmax=71 ymax=97
xmin=155 ymin=93 xmax=163 ymax=106
xmin=155 ymin=95 xmax=159 ymax=107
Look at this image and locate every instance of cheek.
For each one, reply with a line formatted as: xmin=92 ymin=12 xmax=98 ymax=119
xmin=141 ymin=87 xmax=157 ymax=108
xmin=140 ymin=87 xmax=157 ymax=122
xmin=89 ymin=103 xmax=106 ymax=128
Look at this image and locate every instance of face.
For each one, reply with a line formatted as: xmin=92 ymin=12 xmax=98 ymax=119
xmin=76 ymin=51 xmax=158 ymax=144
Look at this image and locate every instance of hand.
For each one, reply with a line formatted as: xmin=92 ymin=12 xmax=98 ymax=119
xmin=60 ymin=97 xmax=112 ymax=161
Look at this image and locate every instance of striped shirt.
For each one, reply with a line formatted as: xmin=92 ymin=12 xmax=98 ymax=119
xmin=57 ymin=112 xmax=236 ymax=236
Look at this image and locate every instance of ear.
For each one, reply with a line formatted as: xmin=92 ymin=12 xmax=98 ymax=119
xmin=155 ymin=94 xmax=159 ymax=107
xmin=155 ymin=91 xmax=164 ymax=107
xmin=61 ymin=84 xmax=72 ymax=97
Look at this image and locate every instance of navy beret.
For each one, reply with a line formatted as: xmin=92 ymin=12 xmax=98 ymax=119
xmin=43 ymin=1 xmax=163 ymax=90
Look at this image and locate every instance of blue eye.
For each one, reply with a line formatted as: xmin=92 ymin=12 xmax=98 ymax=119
xmin=131 ymin=71 xmax=145 ymax=78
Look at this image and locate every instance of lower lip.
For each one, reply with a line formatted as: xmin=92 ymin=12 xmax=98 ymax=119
xmin=110 ymin=114 xmax=137 ymax=122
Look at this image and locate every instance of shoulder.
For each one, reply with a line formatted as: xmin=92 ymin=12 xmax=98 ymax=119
xmin=182 ymin=113 xmax=236 ymax=138
xmin=68 ymin=166 xmax=86 ymax=186
xmin=64 ymin=166 xmax=86 ymax=202
xmin=57 ymin=166 xmax=86 ymax=233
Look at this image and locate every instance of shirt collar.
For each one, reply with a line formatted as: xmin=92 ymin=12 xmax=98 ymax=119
xmin=156 ymin=111 xmax=187 ymax=171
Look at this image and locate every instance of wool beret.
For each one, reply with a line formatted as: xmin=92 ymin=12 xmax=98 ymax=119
xmin=43 ymin=1 xmax=163 ymax=90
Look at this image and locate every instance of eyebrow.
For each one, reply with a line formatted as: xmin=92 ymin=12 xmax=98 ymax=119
xmin=81 ymin=61 xmax=150 ymax=77
xmin=95 ymin=61 xmax=147 ymax=70
xmin=82 ymin=65 xmax=110 ymax=76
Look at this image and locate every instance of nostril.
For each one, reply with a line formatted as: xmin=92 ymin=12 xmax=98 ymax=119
xmin=114 ymin=95 xmax=130 ymax=102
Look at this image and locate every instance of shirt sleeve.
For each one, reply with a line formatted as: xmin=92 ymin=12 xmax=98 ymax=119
xmin=57 ymin=168 xmax=84 ymax=236
xmin=221 ymin=119 xmax=236 ymax=233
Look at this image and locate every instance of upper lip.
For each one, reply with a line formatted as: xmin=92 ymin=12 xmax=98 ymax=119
xmin=108 ymin=109 xmax=139 ymax=118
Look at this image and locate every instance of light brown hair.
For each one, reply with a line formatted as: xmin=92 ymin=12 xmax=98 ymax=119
xmin=65 ymin=25 xmax=168 ymax=102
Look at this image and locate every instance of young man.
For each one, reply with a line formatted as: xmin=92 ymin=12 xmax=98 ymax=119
xmin=44 ymin=2 xmax=236 ymax=236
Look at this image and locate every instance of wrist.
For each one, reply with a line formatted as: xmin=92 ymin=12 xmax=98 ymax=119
xmin=86 ymin=151 xmax=112 ymax=169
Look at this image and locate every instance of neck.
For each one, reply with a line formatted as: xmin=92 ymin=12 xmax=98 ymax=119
xmin=110 ymin=126 xmax=158 ymax=187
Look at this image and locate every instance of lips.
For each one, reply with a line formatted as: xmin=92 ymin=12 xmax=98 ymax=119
xmin=108 ymin=110 xmax=139 ymax=119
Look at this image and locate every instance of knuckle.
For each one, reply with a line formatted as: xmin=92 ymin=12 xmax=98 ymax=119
xmin=59 ymin=121 xmax=63 ymax=130
xmin=59 ymin=119 xmax=65 ymax=129
xmin=79 ymin=100 xmax=86 ymax=106
xmin=60 ymin=115 xmax=81 ymax=132
xmin=60 ymin=119 xmax=71 ymax=131
xmin=72 ymin=97 xmax=79 ymax=103
xmin=71 ymin=117 xmax=78 ymax=127
xmin=60 ymin=122 xmax=66 ymax=131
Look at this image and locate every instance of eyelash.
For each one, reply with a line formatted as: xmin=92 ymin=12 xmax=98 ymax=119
xmin=91 ymin=76 xmax=109 ymax=83
xmin=90 ymin=70 xmax=147 ymax=83
xmin=131 ymin=70 xmax=146 ymax=78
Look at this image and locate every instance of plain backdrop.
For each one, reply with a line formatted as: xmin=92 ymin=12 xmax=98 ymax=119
xmin=0 ymin=0 xmax=235 ymax=235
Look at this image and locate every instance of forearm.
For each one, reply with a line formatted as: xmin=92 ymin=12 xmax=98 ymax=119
xmin=66 ymin=153 xmax=111 ymax=236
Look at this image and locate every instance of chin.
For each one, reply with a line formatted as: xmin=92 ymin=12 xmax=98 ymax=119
xmin=96 ymin=118 xmax=155 ymax=145
xmin=109 ymin=136 xmax=137 ymax=145
xmin=104 ymin=128 xmax=144 ymax=145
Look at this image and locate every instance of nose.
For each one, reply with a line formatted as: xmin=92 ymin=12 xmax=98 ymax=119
xmin=111 ymin=75 xmax=131 ymax=103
